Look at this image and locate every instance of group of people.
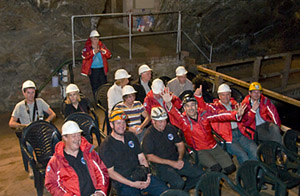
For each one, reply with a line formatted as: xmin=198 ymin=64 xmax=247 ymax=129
xmin=8 ymin=29 xmax=283 ymax=196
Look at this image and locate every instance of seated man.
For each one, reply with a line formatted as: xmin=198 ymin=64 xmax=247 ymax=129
xmin=114 ymin=85 xmax=150 ymax=143
xmin=142 ymin=107 xmax=203 ymax=192
xmin=45 ymin=121 xmax=109 ymax=196
xmin=167 ymin=66 xmax=193 ymax=97
xmin=63 ymin=83 xmax=90 ymax=118
xmin=9 ymin=80 xmax=56 ymax=129
xmin=9 ymin=80 xmax=56 ymax=177
xmin=132 ymin=64 xmax=152 ymax=103
xmin=162 ymin=87 xmax=246 ymax=174
xmin=144 ymin=78 xmax=182 ymax=115
xmin=242 ymin=82 xmax=282 ymax=143
xmin=209 ymin=84 xmax=257 ymax=165
xmin=99 ymin=110 xmax=169 ymax=196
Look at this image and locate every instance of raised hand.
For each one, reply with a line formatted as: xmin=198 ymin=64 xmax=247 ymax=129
xmin=194 ymin=85 xmax=202 ymax=97
xmin=161 ymin=87 xmax=173 ymax=103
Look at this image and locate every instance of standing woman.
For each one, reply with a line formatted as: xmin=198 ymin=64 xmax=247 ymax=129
xmin=81 ymin=30 xmax=112 ymax=95
xmin=63 ymin=84 xmax=90 ymax=118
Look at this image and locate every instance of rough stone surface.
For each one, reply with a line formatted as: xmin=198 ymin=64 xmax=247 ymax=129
xmin=159 ymin=0 xmax=300 ymax=62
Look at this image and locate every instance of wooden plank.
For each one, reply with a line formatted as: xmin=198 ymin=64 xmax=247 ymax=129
xmin=197 ymin=65 xmax=300 ymax=107
xmin=252 ymin=57 xmax=262 ymax=82
xmin=281 ymin=54 xmax=292 ymax=89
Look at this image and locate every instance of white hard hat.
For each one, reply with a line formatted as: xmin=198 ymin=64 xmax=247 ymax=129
xmin=90 ymin=30 xmax=100 ymax=37
xmin=151 ymin=79 xmax=165 ymax=94
xmin=138 ymin=64 xmax=152 ymax=75
xmin=151 ymin=107 xmax=168 ymax=120
xmin=122 ymin=85 xmax=137 ymax=96
xmin=22 ymin=80 xmax=36 ymax=91
xmin=217 ymin=84 xmax=232 ymax=93
xmin=115 ymin=69 xmax=131 ymax=80
xmin=66 ymin=84 xmax=80 ymax=94
xmin=176 ymin=66 xmax=188 ymax=76
xmin=62 ymin=121 xmax=83 ymax=136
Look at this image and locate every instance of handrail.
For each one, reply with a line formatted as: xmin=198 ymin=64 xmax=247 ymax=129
xmin=37 ymin=58 xmax=82 ymax=94
xmin=197 ymin=65 xmax=300 ymax=107
xmin=182 ymin=31 xmax=212 ymax=63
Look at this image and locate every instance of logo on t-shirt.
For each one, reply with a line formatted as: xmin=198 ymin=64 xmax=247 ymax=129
xmin=81 ymin=157 xmax=86 ymax=165
xmin=168 ymin=133 xmax=174 ymax=141
xmin=47 ymin=166 xmax=51 ymax=172
xmin=128 ymin=140 xmax=135 ymax=148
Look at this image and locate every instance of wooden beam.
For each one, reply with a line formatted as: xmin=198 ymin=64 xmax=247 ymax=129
xmin=197 ymin=65 xmax=300 ymax=107
xmin=252 ymin=57 xmax=262 ymax=82
xmin=281 ymin=54 xmax=292 ymax=89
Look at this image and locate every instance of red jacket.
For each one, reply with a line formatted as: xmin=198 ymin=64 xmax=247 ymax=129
xmin=166 ymin=96 xmax=238 ymax=151
xmin=45 ymin=137 xmax=109 ymax=196
xmin=81 ymin=38 xmax=112 ymax=76
xmin=143 ymin=90 xmax=182 ymax=115
xmin=210 ymin=98 xmax=249 ymax=142
xmin=242 ymin=94 xmax=281 ymax=139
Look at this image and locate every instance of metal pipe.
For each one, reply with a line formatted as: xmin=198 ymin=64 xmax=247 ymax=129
xmin=129 ymin=12 xmax=132 ymax=59
xmin=71 ymin=16 xmax=75 ymax=67
xmin=182 ymin=31 xmax=210 ymax=62
xmin=177 ymin=11 xmax=182 ymax=62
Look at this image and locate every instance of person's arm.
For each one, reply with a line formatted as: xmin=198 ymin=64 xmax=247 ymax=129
xmin=91 ymin=151 xmax=109 ymax=196
xmin=140 ymin=110 xmax=150 ymax=130
xmin=45 ymin=159 xmax=74 ymax=196
xmin=146 ymin=153 xmax=183 ymax=170
xmin=45 ymin=107 xmax=56 ymax=122
xmin=99 ymin=42 xmax=112 ymax=59
xmin=9 ymin=116 xmax=27 ymax=129
xmin=175 ymin=141 xmax=185 ymax=161
xmin=107 ymin=167 xmax=149 ymax=189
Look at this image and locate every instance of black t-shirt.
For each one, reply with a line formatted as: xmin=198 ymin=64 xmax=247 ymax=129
xmin=99 ymin=131 xmax=142 ymax=178
xmin=142 ymin=123 xmax=182 ymax=164
xmin=64 ymin=149 xmax=95 ymax=196
xmin=64 ymin=98 xmax=89 ymax=118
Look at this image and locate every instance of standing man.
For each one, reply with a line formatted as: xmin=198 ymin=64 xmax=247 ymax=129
xmin=167 ymin=66 xmax=193 ymax=97
xmin=242 ymin=82 xmax=282 ymax=143
xmin=132 ymin=64 xmax=152 ymax=103
xmin=144 ymin=78 xmax=182 ymax=115
xmin=9 ymin=80 xmax=56 ymax=129
xmin=142 ymin=107 xmax=203 ymax=192
xmin=162 ymin=87 xmax=246 ymax=174
xmin=45 ymin=121 xmax=109 ymax=196
xmin=99 ymin=110 xmax=168 ymax=196
xmin=114 ymin=85 xmax=150 ymax=142
xmin=209 ymin=84 xmax=257 ymax=165
xmin=81 ymin=30 xmax=112 ymax=95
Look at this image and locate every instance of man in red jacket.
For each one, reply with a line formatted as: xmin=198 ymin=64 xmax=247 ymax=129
xmin=209 ymin=84 xmax=257 ymax=165
xmin=242 ymin=82 xmax=282 ymax=143
xmin=45 ymin=121 xmax=109 ymax=196
xmin=81 ymin=30 xmax=112 ymax=95
xmin=162 ymin=87 xmax=246 ymax=174
xmin=144 ymin=78 xmax=182 ymax=115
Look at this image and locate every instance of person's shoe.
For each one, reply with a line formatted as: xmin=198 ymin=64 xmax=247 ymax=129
xmin=28 ymin=166 xmax=34 ymax=179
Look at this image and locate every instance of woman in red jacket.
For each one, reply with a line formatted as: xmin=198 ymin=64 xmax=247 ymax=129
xmin=81 ymin=30 xmax=112 ymax=95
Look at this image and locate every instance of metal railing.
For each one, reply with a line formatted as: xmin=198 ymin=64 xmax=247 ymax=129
xmin=71 ymin=11 xmax=181 ymax=67
xmin=71 ymin=11 xmax=213 ymax=66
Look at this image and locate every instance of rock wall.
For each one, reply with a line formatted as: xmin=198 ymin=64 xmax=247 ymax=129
xmin=159 ymin=0 xmax=300 ymax=62
xmin=0 ymin=0 xmax=107 ymax=112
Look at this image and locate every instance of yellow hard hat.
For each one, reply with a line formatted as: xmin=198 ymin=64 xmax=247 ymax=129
xmin=249 ymin=82 xmax=262 ymax=91
xmin=109 ymin=110 xmax=127 ymax=122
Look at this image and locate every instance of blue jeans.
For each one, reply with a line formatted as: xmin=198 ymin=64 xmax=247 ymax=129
xmin=113 ymin=175 xmax=169 ymax=196
xmin=225 ymin=129 xmax=257 ymax=165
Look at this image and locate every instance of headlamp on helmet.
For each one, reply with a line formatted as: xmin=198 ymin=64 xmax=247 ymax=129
xmin=182 ymin=94 xmax=197 ymax=106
